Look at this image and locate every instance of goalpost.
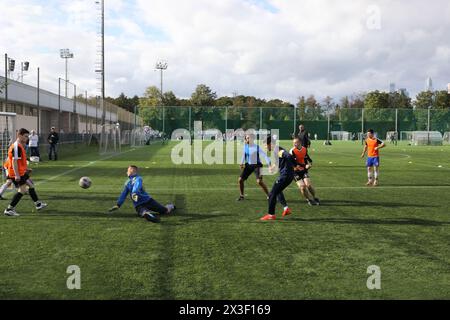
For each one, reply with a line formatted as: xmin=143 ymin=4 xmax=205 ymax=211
xmin=0 ymin=113 xmax=17 ymax=182
xmin=401 ymin=131 xmax=443 ymax=145
xmin=99 ymin=122 xmax=122 ymax=154
xmin=330 ymin=131 xmax=352 ymax=141
xmin=443 ymin=132 xmax=450 ymax=145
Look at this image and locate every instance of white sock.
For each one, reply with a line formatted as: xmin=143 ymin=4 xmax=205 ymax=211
xmin=0 ymin=182 xmax=10 ymax=196
xmin=368 ymin=172 xmax=373 ymax=181
xmin=374 ymin=171 xmax=379 ymax=180
xmin=284 ymin=206 xmax=289 ymax=211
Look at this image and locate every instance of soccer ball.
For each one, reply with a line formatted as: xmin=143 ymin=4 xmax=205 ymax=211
xmin=79 ymin=177 xmax=92 ymax=189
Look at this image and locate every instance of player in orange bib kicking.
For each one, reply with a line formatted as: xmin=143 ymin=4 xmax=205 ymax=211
xmin=290 ymin=137 xmax=320 ymax=206
xmin=3 ymin=128 xmax=47 ymax=217
xmin=361 ymin=129 xmax=386 ymax=187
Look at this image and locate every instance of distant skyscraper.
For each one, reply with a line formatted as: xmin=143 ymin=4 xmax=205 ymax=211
xmin=426 ymin=77 xmax=433 ymax=91
xmin=398 ymin=88 xmax=409 ymax=97
xmin=389 ymin=83 xmax=396 ymax=93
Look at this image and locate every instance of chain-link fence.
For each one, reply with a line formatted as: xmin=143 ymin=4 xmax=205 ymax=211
xmin=143 ymin=106 xmax=450 ymax=142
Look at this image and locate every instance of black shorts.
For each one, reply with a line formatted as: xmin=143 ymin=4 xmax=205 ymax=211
xmin=7 ymin=173 xmax=30 ymax=188
xmin=135 ymin=199 xmax=168 ymax=217
xmin=293 ymin=170 xmax=309 ymax=182
xmin=240 ymin=164 xmax=263 ymax=181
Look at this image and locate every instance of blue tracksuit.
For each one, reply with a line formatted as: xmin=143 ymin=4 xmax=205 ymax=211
xmin=117 ymin=175 xmax=152 ymax=208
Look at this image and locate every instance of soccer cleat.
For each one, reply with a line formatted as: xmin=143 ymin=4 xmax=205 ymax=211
xmin=366 ymin=181 xmax=373 ymax=187
xmin=314 ymin=198 xmax=321 ymax=206
xmin=143 ymin=211 xmax=161 ymax=223
xmin=236 ymin=196 xmax=245 ymax=202
xmin=373 ymin=180 xmax=379 ymax=187
xmin=282 ymin=207 xmax=292 ymax=218
xmin=306 ymin=199 xmax=314 ymax=206
xmin=260 ymin=214 xmax=276 ymax=221
xmin=166 ymin=204 xmax=176 ymax=214
xmin=35 ymin=202 xmax=48 ymax=211
xmin=4 ymin=208 xmax=20 ymax=217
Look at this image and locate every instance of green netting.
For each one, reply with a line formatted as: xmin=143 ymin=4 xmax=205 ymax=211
xmin=143 ymin=106 xmax=450 ymax=141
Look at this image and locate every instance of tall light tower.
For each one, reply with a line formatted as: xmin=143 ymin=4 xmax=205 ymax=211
xmin=95 ymin=0 xmax=105 ymax=130
xmin=60 ymin=48 xmax=74 ymax=97
xmin=155 ymin=61 xmax=168 ymax=98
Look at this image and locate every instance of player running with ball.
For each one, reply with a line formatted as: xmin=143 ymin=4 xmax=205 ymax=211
xmin=109 ymin=165 xmax=176 ymax=223
xmin=361 ymin=129 xmax=386 ymax=187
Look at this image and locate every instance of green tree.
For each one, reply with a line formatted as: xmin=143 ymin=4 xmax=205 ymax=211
xmin=414 ymin=91 xmax=433 ymax=109
xmin=364 ymin=91 xmax=390 ymax=109
xmin=163 ymin=91 xmax=179 ymax=106
xmin=296 ymin=96 xmax=306 ymax=120
xmin=305 ymin=95 xmax=323 ymax=120
xmin=190 ymin=84 xmax=217 ymax=106
xmin=138 ymin=86 xmax=163 ymax=126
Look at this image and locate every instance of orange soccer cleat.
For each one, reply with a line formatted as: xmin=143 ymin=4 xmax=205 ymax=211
xmin=260 ymin=214 xmax=276 ymax=221
xmin=282 ymin=207 xmax=292 ymax=218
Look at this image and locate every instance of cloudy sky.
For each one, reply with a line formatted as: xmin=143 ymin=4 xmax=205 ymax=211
xmin=1 ymin=0 xmax=449 ymax=103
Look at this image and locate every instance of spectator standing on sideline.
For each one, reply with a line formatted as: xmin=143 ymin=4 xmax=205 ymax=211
xmin=48 ymin=127 xmax=59 ymax=161
xmin=297 ymin=124 xmax=311 ymax=149
xmin=29 ymin=130 xmax=40 ymax=159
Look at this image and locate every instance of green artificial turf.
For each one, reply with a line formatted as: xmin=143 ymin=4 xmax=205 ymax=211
xmin=0 ymin=140 xmax=449 ymax=299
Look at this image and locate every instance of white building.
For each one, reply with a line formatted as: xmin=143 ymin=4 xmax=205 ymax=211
xmin=426 ymin=77 xmax=433 ymax=91
xmin=0 ymin=76 xmax=141 ymax=134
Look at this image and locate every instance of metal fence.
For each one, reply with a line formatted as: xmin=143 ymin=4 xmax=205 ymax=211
xmin=143 ymin=106 xmax=450 ymax=141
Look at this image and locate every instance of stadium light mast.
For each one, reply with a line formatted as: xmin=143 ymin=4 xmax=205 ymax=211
xmin=60 ymin=49 xmax=74 ymax=98
xmin=155 ymin=61 xmax=168 ymax=98
xmin=95 ymin=0 xmax=106 ymax=135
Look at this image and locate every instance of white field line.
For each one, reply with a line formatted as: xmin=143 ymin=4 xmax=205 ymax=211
xmin=131 ymin=185 xmax=450 ymax=192
xmin=318 ymin=149 xmax=450 ymax=170
xmin=35 ymin=147 xmax=141 ymax=186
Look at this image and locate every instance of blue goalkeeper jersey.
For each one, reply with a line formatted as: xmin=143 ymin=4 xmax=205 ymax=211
xmin=117 ymin=175 xmax=152 ymax=208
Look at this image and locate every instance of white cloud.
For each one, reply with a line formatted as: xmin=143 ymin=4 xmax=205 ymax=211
xmin=1 ymin=0 xmax=449 ymax=103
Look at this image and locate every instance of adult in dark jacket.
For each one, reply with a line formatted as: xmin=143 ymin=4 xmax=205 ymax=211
xmin=48 ymin=127 xmax=59 ymax=161
xmin=297 ymin=125 xmax=311 ymax=149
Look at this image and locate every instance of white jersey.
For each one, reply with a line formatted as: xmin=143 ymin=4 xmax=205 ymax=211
xmin=29 ymin=135 xmax=39 ymax=147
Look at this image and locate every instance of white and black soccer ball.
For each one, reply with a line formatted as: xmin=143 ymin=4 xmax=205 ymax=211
xmin=79 ymin=177 xmax=92 ymax=189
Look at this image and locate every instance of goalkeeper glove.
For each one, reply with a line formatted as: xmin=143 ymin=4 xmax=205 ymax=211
xmin=109 ymin=205 xmax=120 ymax=213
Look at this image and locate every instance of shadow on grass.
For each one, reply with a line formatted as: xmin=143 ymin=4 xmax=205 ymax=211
xmin=290 ymin=199 xmax=437 ymax=208
xmin=286 ymin=217 xmax=450 ymax=227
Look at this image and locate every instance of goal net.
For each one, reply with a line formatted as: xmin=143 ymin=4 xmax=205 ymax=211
xmin=331 ymin=131 xmax=351 ymax=141
xmin=400 ymin=131 xmax=414 ymax=142
xmin=0 ymin=113 xmax=17 ymax=181
xmin=444 ymin=132 xmax=450 ymax=144
xmin=405 ymin=131 xmax=443 ymax=146
xmin=99 ymin=123 xmax=122 ymax=154
xmin=386 ymin=131 xmax=399 ymax=141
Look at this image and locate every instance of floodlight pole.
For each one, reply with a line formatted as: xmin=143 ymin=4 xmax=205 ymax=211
xmin=327 ymin=113 xmax=331 ymax=144
xmin=293 ymin=106 xmax=297 ymax=138
xmin=58 ymin=78 xmax=62 ymax=131
xmin=37 ymin=67 xmax=40 ymax=134
xmin=134 ymin=105 xmax=137 ymax=131
xmin=101 ymin=0 xmax=106 ymax=128
xmin=427 ymin=106 xmax=431 ymax=145
xmin=155 ymin=61 xmax=168 ymax=100
xmin=85 ymin=91 xmax=88 ymax=135
xmin=60 ymin=49 xmax=74 ymax=98
xmin=4 ymin=54 xmax=8 ymax=108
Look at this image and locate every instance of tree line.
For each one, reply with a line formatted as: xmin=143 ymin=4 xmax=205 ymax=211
xmin=102 ymin=84 xmax=450 ymax=131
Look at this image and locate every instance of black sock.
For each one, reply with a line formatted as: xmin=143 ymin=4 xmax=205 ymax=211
xmin=10 ymin=192 xmax=24 ymax=208
xmin=29 ymin=188 xmax=39 ymax=202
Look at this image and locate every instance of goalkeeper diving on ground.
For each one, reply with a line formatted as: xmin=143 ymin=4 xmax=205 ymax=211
xmin=108 ymin=165 xmax=176 ymax=223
